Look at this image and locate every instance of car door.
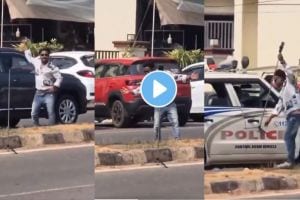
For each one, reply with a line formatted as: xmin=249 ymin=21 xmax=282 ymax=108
xmin=8 ymin=53 xmax=35 ymax=111
xmin=204 ymin=79 xmax=245 ymax=164
xmin=229 ymin=79 xmax=286 ymax=161
xmin=0 ymin=55 xmax=9 ymax=117
xmin=190 ymin=65 xmax=204 ymax=114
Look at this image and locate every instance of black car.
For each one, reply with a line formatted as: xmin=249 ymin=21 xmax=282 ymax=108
xmin=0 ymin=48 xmax=87 ymax=127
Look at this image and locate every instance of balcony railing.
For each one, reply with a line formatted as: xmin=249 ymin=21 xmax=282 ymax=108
xmin=95 ymin=50 xmax=120 ymax=59
xmin=204 ymin=20 xmax=234 ymax=49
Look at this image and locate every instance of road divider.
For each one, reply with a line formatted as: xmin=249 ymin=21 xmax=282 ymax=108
xmin=0 ymin=124 xmax=94 ymax=150
xmin=95 ymin=144 xmax=204 ymax=167
xmin=205 ymin=168 xmax=300 ymax=198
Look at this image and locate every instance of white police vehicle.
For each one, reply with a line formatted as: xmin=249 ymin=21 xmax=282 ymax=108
xmin=205 ymin=71 xmax=292 ymax=166
xmin=182 ymin=62 xmax=204 ymax=121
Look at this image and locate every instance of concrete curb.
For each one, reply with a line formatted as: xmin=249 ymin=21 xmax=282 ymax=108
xmin=96 ymin=146 xmax=204 ymax=166
xmin=0 ymin=128 xmax=94 ymax=150
xmin=207 ymin=175 xmax=299 ymax=194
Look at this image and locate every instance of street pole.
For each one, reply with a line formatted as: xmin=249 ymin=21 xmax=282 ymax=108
xmin=151 ymin=0 xmax=156 ymax=57
xmin=1 ymin=0 xmax=4 ymax=48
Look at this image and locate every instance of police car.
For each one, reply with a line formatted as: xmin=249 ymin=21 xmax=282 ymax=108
xmin=182 ymin=62 xmax=204 ymax=121
xmin=205 ymin=71 xmax=292 ymax=166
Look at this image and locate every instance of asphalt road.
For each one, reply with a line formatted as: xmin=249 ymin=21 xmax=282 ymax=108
xmin=95 ymin=121 xmax=203 ymax=145
xmin=0 ymin=145 xmax=94 ymax=200
xmin=17 ymin=110 xmax=94 ymax=128
xmin=95 ymin=162 xmax=204 ymax=199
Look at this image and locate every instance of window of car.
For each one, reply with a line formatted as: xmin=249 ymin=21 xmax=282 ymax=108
xmin=231 ymin=81 xmax=278 ymax=108
xmin=128 ymin=62 xmax=180 ymax=75
xmin=183 ymin=64 xmax=204 ymax=81
xmin=50 ymin=57 xmax=77 ymax=69
xmin=205 ymin=82 xmax=232 ymax=107
xmin=95 ymin=63 xmax=126 ymax=78
xmin=0 ymin=53 xmax=33 ymax=73
xmin=81 ymin=55 xmax=94 ymax=67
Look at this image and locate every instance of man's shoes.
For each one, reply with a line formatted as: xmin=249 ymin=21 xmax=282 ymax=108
xmin=275 ymin=161 xmax=294 ymax=169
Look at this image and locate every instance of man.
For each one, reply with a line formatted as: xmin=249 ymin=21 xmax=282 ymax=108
xmin=25 ymin=47 xmax=63 ymax=126
xmin=265 ymin=53 xmax=300 ymax=169
xmin=154 ymin=65 xmax=198 ymax=140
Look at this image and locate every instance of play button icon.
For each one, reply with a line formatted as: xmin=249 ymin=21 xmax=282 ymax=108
xmin=141 ymin=71 xmax=177 ymax=108
xmin=153 ymin=80 xmax=167 ymax=98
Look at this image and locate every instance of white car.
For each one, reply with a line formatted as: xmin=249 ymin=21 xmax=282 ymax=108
xmin=50 ymin=51 xmax=95 ymax=102
xmin=204 ymin=71 xmax=299 ymax=166
xmin=182 ymin=62 xmax=204 ymax=121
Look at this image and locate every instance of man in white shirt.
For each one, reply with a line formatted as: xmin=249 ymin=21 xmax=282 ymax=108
xmin=154 ymin=65 xmax=198 ymax=140
xmin=265 ymin=53 xmax=300 ymax=168
xmin=25 ymin=47 xmax=63 ymax=126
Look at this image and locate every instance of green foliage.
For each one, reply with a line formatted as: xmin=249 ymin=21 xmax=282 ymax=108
xmin=122 ymin=47 xmax=135 ymax=58
xmin=12 ymin=38 xmax=64 ymax=57
xmin=164 ymin=48 xmax=204 ymax=68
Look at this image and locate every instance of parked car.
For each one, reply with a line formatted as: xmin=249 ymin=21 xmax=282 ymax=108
xmin=204 ymin=71 xmax=288 ymax=167
xmin=50 ymin=51 xmax=94 ymax=102
xmin=95 ymin=57 xmax=192 ymax=128
xmin=0 ymin=48 xmax=87 ymax=127
xmin=182 ymin=62 xmax=204 ymax=122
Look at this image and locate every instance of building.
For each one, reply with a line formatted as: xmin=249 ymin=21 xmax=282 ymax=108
xmin=95 ymin=0 xmax=204 ymax=58
xmin=0 ymin=0 xmax=94 ymax=51
xmin=234 ymin=0 xmax=300 ymax=68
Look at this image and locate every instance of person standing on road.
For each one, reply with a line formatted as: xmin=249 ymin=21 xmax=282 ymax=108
xmin=24 ymin=47 xmax=63 ymax=126
xmin=265 ymin=53 xmax=300 ymax=169
xmin=153 ymin=65 xmax=198 ymax=140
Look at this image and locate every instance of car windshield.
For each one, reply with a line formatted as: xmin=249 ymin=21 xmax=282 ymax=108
xmin=128 ymin=62 xmax=180 ymax=75
xmin=81 ymin=55 xmax=94 ymax=67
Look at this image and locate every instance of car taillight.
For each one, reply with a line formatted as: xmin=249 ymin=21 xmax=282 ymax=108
xmin=77 ymin=70 xmax=94 ymax=78
xmin=125 ymin=80 xmax=141 ymax=86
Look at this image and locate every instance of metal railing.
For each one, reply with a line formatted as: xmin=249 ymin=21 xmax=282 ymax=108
xmin=95 ymin=50 xmax=120 ymax=59
xmin=204 ymin=20 xmax=234 ymax=49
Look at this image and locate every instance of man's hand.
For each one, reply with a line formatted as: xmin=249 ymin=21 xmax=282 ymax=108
xmin=48 ymin=86 xmax=58 ymax=93
xmin=278 ymin=53 xmax=286 ymax=65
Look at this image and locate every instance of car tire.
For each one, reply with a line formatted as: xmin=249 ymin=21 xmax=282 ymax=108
xmin=110 ymin=100 xmax=130 ymax=128
xmin=0 ymin=118 xmax=20 ymax=128
xmin=56 ymin=95 xmax=78 ymax=124
xmin=178 ymin=113 xmax=188 ymax=127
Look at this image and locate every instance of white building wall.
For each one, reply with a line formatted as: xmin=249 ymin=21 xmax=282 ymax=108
xmin=94 ymin=0 xmax=137 ymax=50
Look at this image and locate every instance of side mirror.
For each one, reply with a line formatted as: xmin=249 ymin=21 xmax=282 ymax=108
xmin=241 ymin=56 xmax=249 ymax=69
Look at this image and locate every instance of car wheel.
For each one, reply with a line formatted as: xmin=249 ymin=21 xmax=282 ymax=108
xmin=0 ymin=118 xmax=20 ymax=128
xmin=110 ymin=100 xmax=129 ymax=128
xmin=56 ymin=95 xmax=78 ymax=124
xmin=178 ymin=113 xmax=188 ymax=127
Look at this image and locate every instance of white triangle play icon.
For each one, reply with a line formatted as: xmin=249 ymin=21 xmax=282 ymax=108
xmin=153 ymin=80 xmax=167 ymax=98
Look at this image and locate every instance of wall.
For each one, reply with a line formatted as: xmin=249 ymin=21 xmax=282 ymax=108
xmin=234 ymin=0 xmax=300 ymax=67
xmin=94 ymin=0 xmax=137 ymax=51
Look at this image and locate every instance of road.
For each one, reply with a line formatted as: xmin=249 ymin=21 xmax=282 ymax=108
xmin=17 ymin=110 xmax=94 ymax=128
xmin=95 ymin=162 xmax=203 ymax=199
xmin=95 ymin=122 xmax=203 ymax=145
xmin=0 ymin=145 xmax=94 ymax=200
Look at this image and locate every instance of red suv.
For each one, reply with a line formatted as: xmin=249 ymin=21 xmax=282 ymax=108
xmin=95 ymin=57 xmax=192 ymax=128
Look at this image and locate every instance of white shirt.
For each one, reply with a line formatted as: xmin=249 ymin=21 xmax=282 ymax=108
xmin=24 ymin=49 xmax=62 ymax=91
xmin=273 ymin=64 xmax=300 ymax=116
